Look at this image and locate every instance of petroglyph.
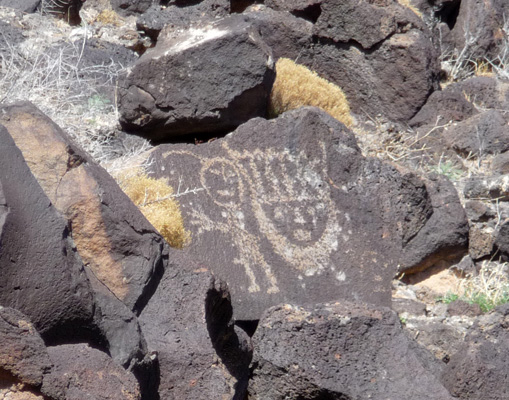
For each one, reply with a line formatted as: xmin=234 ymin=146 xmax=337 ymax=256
xmin=162 ymin=139 xmax=347 ymax=294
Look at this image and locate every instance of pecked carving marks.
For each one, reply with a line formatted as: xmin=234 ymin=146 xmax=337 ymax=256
xmin=151 ymin=107 xmax=404 ymax=319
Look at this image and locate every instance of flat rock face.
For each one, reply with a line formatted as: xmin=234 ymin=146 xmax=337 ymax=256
xmin=41 ymin=344 xmax=141 ymax=400
xmin=249 ymin=301 xmax=454 ymax=400
xmin=0 ymin=124 xmax=95 ymax=341
xmin=148 ymin=107 xmax=445 ymax=319
xmin=118 ymin=14 xmax=275 ymax=140
xmin=139 ymin=251 xmax=251 ymax=400
xmin=0 ymin=102 xmax=166 ymax=314
xmin=0 ymin=307 xmax=51 ymax=387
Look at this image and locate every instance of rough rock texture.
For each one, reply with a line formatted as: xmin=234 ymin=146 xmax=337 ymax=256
xmin=249 ymin=302 xmax=454 ymax=400
xmin=148 ymin=107 xmax=466 ymax=319
xmin=0 ymin=102 xmax=166 ymax=314
xmin=41 ymin=344 xmax=141 ymax=400
xmin=137 ymin=0 xmax=230 ymax=41
xmin=398 ymin=174 xmax=469 ymax=274
xmin=138 ymin=251 xmax=251 ymax=400
xmin=442 ymin=110 xmax=509 ymax=157
xmin=0 ymin=124 xmax=95 ymax=342
xmin=119 ymin=15 xmax=275 ymax=140
xmin=266 ymin=0 xmax=440 ymax=122
xmin=0 ymin=307 xmax=51 ymax=388
xmin=409 ymin=84 xmax=478 ymax=128
xmin=438 ymin=0 xmax=509 ymax=60
xmin=441 ymin=309 xmax=509 ymax=400
xmin=0 ymin=0 xmax=40 ymax=13
xmin=110 ymin=0 xmax=153 ymax=16
xmin=494 ymin=220 xmax=509 ymax=260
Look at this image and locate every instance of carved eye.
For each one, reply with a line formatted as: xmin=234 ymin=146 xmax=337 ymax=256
xmin=202 ymin=160 xmax=243 ymax=208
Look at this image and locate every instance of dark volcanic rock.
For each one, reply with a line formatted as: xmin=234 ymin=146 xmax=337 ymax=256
xmin=0 ymin=307 xmax=51 ymax=387
xmin=492 ymin=151 xmax=509 ymax=175
xmin=137 ymin=0 xmax=230 ymax=41
xmin=0 ymin=102 xmax=165 ymax=367
xmin=495 ymin=220 xmax=509 ymax=260
xmin=398 ymin=174 xmax=469 ymax=274
xmin=139 ymin=251 xmax=251 ymax=400
xmin=267 ymin=0 xmax=439 ymax=122
xmin=441 ymin=309 xmax=509 ymax=400
xmin=442 ymin=110 xmax=509 ymax=157
xmin=110 ymin=0 xmax=153 ymax=16
xmin=249 ymin=301 xmax=454 ymax=400
xmin=41 ymin=344 xmax=141 ymax=400
xmin=409 ymin=84 xmax=478 ymax=128
xmin=0 ymin=124 xmax=95 ymax=342
xmin=119 ymin=15 xmax=275 ymax=140
xmin=148 ymin=107 xmax=465 ymax=319
xmin=439 ymin=0 xmax=509 ymax=61
xmin=0 ymin=102 xmax=166 ymax=315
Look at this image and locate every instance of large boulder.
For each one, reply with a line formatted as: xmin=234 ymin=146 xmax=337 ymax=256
xmin=0 ymin=102 xmax=166 ymax=314
xmin=398 ymin=173 xmax=469 ymax=274
xmin=147 ymin=107 xmax=467 ymax=319
xmin=0 ymin=0 xmax=40 ymax=13
xmin=138 ymin=251 xmax=251 ymax=400
xmin=0 ymin=124 xmax=95 ymax=343
xmin=41 ymin=344 xmax=141 ymax=400
xmin=0 ymin=102 xmax=165 ymax=367
xmin=0 ymin=307 xmax=51 ymax=389
xmin=441 ymin=308 xmax=509 ymax=400
xmin=266 ymin=0 xmax=440 ymax=122
xmin=119 ymin=14 xmax=275 ymax=141
xmin=249 ymin=301 xmax=454 ymax=399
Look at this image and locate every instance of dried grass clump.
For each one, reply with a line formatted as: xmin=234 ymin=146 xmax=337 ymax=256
xmin=270 ymin=58 xmax=353 ymax=127
xmin=397 ymin=0 xmax=422 ymax=18
xmin=116 ymin=169 xmax=190 ymax=249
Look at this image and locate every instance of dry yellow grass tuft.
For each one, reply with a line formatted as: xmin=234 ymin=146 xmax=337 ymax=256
xmin=397 ymin=0 xmax=422 ymax=17
xmin=270 ymin=58 xmax=353 ymax=127
xmin=116 ymin=169 xmax=190 ymax=249
xmin=94 ymin=9 xmax=122 ymax=26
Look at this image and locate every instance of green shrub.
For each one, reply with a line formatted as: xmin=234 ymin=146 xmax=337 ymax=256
xmin=270 ymin=58 xmax=353 ymax=127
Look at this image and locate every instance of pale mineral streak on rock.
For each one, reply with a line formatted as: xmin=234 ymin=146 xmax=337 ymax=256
xmin=0 ymin=106 xmax=128 ymax=301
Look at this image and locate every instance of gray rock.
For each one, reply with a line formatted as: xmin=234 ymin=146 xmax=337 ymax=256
xmin=110 ymin=0 xmax=154 ymax=16
xmin=442 ymin=110 xmax=509 ymax=157
xmin=441 ymin=311 xmax=509 ymax=400
xmin=469 ymin=226 xmax=494 ymax=260
xmin=249 ymin=301 xmax=454 ymax=400
xmin=136 ymin=0 xmax=230 ymax=41
xmin=491 ymin=151 xmax=509 ymax=175
xmin=41 ymin=344 xmax=141 ymax=400
xmin=139 ymin=251 xmax=251 ymax=400
xmin=409 ymin=84 xmax=478 ymax=128
xmin=392 ymin=297 xmax=427 ymax=316
xmin=0 ymin=124 xmax=95 ymax=343
xmin=447 ymin=300 xmax=482 ymax=317
xmin=119 ymin=15 xmax=275 ymax=140
xmin=148 ymin=107 xmax=463 ymax=319
xmin=0 ymin=307 xmax=51 ymax=388
xmin=0 ymin=0 xmax=40 ymax=12
xmin=495 ymin=220 xmax=509 ymax=260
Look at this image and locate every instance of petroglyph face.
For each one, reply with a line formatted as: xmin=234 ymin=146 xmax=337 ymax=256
xmin=162 ymin=139 xmax=347 ymax=294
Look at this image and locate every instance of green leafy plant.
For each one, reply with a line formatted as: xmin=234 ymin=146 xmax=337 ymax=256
xmin=431 ymin=159 xmax=463 ymax=181
xmin=88 ymin=94 xmax=111 ymax=111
